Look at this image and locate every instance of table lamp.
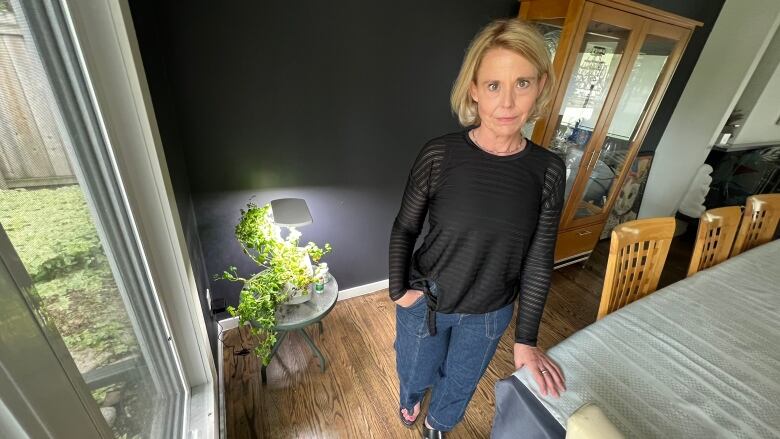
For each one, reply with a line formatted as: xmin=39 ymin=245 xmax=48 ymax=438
xmin=270 ymin=198 xmax=313 ymax=228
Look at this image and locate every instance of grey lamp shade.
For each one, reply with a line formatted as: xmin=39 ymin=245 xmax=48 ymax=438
xmin=270 ymin=198 xmax=313 ymax=227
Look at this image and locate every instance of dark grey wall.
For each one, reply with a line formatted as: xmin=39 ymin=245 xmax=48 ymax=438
xmin=129 ymin=0 xmax=724 ymax=330
xmin=130 ymin=0 xmax=522 ymax=311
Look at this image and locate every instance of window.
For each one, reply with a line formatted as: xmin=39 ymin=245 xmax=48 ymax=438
xmin=0 ymin=0 xmax=215 ymax=437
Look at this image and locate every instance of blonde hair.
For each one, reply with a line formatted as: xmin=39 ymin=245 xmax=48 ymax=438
xmin=450 ymin=19 xmax=555 ymax=127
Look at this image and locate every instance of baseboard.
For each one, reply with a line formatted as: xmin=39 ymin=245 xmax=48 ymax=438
xmin=218 ymin=316 xmax=240 ymax=331
xmin=337 ymin=279 xmax=388 ymax=301
xmin=216 ymin=319 xmax=229 ymax=439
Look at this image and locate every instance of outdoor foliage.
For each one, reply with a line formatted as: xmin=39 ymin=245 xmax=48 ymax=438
xmin=0 ymin=186 xmax=137 ymax=371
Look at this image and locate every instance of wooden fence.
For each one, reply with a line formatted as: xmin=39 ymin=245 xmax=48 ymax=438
xmin=0 ymin=9 xmax=75 ymax=189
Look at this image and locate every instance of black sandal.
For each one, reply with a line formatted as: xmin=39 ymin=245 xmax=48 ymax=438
xmin=398 ymin=406 xmax=419 ymax=428
xmin=423 ymin=421 xmax=445 ymax=438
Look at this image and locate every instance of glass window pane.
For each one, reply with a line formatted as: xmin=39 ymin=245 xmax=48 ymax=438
xmin=0 ymin=5 xmax=173 ymax=438
xmin=574 ymin=34 xmax=676 ymax=219
xmin=547 ymin=20 xmax=632 ymax=202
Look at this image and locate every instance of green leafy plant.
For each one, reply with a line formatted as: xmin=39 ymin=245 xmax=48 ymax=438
xmin=217 ymin=202 xmax=331 ymax=364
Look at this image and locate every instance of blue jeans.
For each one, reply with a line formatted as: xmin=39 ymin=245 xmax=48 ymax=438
xmin=394 ymin=295 xmax=514 ymax=431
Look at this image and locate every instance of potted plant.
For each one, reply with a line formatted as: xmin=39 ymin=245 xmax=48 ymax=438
xmin=217 ymin=202 xmax=331 ymax=364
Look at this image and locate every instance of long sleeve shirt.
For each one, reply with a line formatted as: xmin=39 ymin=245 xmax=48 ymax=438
xmin=389 ymin=130 xmax=565 ymax=346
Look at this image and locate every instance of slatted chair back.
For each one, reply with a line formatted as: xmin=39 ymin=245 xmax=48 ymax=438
xmin=687 ymin=206 xmax=742 ymax=277
xmin=598 ymin=217 xmax=676 ymax=320
xmin=731 ymin=194 xmax=780 ymax=257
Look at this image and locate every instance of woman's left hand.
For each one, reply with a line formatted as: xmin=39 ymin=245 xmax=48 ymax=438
xmin=513 ymin=343 xmax=566 ymax=398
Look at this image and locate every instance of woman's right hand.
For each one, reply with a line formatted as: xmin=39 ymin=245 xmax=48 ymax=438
xmin=394 ymin=289 xmax=424 ymax=308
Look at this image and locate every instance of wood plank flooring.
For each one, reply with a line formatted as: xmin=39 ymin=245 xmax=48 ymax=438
xmin=223 ymin=233 xmax=694 ymax=438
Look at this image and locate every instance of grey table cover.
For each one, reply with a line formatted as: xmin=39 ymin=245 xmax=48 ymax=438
xmin=493 ymin=239 xmax=780 ymax=439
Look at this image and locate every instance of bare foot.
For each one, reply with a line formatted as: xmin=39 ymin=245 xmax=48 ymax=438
xmin=401 ymin=401 xmax=420 ymax=423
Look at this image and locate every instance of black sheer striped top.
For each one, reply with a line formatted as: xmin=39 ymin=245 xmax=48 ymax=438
xmin=388 ymin=130 xmax=565 ymax=346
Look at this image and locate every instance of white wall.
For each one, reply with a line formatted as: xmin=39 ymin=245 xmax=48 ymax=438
xmin=733 ymin=28 xmax=780 ymax=144
xmin=639 ymin=0 xmax=780 ymax=218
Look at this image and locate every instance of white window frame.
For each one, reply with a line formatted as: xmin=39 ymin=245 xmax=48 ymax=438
xmin=59 ymin=0 xmax=218 ymax=437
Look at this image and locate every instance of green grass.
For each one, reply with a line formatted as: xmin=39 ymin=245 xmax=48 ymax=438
xmin=0 ymin=186 xmax=136 ymax=371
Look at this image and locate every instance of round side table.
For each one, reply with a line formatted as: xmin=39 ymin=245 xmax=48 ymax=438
xmin=260 ymin=275 xmax=338 ymax=383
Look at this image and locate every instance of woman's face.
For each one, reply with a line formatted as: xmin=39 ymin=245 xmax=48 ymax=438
xmin=470 ymin=47 xmax=545 ymax=138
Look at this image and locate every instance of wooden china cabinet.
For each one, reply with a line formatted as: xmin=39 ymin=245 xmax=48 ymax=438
xmin=518 ymin=0 xmax=702 ymax=266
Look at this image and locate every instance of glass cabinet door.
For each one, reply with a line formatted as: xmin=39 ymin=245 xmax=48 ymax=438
xmin=570 ymin=24 xmax=684 ymax=222
xmin=542 ymin=6 xmax=642 ymax=208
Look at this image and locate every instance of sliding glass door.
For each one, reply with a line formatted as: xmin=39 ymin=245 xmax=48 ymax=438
xmin=0 ymin=0 xmax=186 ymax=437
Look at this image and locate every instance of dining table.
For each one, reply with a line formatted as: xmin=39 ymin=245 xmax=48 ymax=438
xmin=492 ymin=239 xmax=780 ymax=439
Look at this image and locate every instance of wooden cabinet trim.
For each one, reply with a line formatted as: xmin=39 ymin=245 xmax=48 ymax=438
xmin=588 ymin=0 xmax=703 ymax=29
xmin=554 ymin=222 xmax=606 ymax=262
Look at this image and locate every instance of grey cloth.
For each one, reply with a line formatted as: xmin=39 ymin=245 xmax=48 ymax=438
xmin=506 ymin=239 xmax=780 ymax=439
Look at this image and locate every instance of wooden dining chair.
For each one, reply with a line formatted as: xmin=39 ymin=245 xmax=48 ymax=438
xmin=597 ymin=217 xmax=676 ymax=320
xmin=687 ymin=206 xmax=742 ymax=277
xmin=730 ymin=194 xmax=780 ymax=257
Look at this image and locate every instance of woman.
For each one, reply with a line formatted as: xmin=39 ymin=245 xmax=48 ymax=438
xmin=389 ymin=18 xmax=567 ymax=438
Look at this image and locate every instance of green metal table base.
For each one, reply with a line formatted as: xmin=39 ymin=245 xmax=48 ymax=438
xmin=261 ymin=322 xmax=326 ymax=383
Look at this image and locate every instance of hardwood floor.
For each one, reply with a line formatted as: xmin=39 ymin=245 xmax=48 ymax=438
xmin=222 ymin=233 xmax=695 ymax=438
